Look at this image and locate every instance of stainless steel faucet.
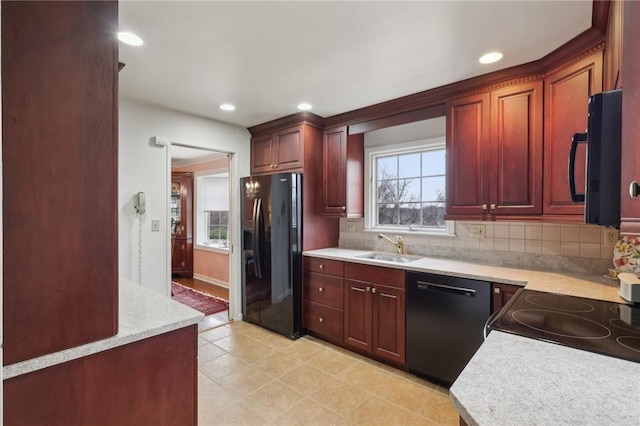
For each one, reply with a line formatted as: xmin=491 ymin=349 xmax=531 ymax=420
xmin=377 ymin=234 xmax=404 ymax=254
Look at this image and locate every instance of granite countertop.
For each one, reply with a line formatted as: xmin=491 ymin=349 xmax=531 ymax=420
xmin=303 ymin=247 xmax=638 ymax=424
xmin=450 ymin=331 xmax=640 ymax=425
xmin=303 ymin=247 xmax=624 ymax=303
xmin=3 ymin=278 xmax=202 ymax=380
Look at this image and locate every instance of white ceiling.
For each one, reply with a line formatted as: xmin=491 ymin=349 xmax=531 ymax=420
xmin=118 ymin=1 xmax=592 ymax=129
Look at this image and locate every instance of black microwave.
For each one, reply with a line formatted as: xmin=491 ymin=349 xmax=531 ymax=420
xmin=569 ymin=89 xmax=622 ymax=227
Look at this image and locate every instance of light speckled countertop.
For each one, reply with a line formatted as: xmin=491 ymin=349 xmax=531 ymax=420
xmin=3 ymin=278 xmax=202 ymax=380
xmin=303 ymin=247 xmax=638 ymax=425
xmin=303 ymin=247 xmax=623 ymax=303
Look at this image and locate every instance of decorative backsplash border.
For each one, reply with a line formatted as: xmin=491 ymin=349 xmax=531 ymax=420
xmin=339 ymin=219 xmax=616 ymax=275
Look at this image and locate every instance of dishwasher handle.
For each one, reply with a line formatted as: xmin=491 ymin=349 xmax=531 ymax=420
xmin=416 ymin=281 xmax=476 ymax=297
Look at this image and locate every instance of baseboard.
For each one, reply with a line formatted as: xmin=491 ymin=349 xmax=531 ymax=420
xmin=193 ymin=273 xmax=229 ymax=289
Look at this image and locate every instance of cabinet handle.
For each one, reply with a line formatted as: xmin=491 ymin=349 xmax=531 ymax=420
xmin=494 ymin=287 xmax=501 ymax=294
xmin=319 ymin=317 xmax=324 ymax=323
xmin=630 ymin=181 xmax=640 ymax=199
xmin=482 ymin=204 xmax=488 ymax=211
xmin=319 ymin=264 xmax=324 ymax=270
xmin=318 ymin=287 xmax=324 ymax=292
xmin=371 ymin=287 xmax=377 ymax=294
xmin=351 ymin=286 xmax=366 ymax=292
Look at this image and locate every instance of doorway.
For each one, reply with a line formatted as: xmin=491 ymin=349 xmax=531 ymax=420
xmin=170 ymin=144 xmax=234 ymax=329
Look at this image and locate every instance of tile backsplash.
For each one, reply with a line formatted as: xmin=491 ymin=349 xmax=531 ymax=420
xmin=339 ymin=219 xmax=618 ymax=275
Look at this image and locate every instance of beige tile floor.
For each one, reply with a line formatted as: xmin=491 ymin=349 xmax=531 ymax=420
xmin=197 ymin=321 xmax=460 ymax=425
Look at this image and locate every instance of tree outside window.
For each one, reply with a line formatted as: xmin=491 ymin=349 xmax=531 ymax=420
xmin=375 ymin=148 xmax=446 ymax=229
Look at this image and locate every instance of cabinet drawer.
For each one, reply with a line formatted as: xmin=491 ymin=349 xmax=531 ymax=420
xmin=303 ymin=272 xmax=344 ymax=309
xmin=344 ymin=263 xmax=405 ymax=289
xmin=303 ymin=301 xmax=343 ymax=342
xmin=303 ymin=257 xmax=344 ymax=276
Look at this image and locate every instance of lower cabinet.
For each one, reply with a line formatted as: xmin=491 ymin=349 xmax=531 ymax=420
xmin=3 ymin=326 xmax=198 ymax=426
xmin=491 ymin=282 xmax=522 ymax=313
xmin=303 ymin=257 xmax=345 ymax=344
xmin=344 ymin=263 xmax=406 ymax=364
xmin=302 ymin=256 xmax=406 ymax=365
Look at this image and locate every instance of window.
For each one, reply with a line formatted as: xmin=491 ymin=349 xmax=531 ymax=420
xmin=196 ymin=172 xmax=229 ymax=250
xmin=366 ymin=137 xmax=453 ymax=235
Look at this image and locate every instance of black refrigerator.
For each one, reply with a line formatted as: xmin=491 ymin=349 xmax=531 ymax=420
xmin=241 ymin=173 xmax=303 ymax=339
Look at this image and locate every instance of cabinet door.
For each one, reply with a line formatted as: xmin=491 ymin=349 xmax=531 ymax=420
xmin=491 ymin=283 xmax=522 ymax=314
xmin=274 ymin=126 xmax=303 ymax=171
xmin=446 ymin=93 xmax=491 ymax=218
xmin=490 ymin=81 xmax=543 ymax=216
xmin=323 ymin=126 xmax=348 ymax=216
xmin=371 ymin=285 xmax=405 ymax=364
xmin=250 ymin=133 xmax=275 ymax=174
xmin=543 ymin=52 xmax=602 ymax=217
xmin=344 ymin=279 xmax=372 ymax=352
xmin=620 ymin=1 xmax=640 ymax=235
xmin=2 ymin=0 xmax=118 ymax=364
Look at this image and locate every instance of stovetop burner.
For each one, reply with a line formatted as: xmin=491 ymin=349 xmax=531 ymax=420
xmin=489 ymin=289 xmax=640 ymax=363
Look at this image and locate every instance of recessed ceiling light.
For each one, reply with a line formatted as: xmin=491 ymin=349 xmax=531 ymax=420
xmin=220 ymin=103 xmax=235 ymax=111
xmin=479 ymin=51 xmax=503 ymax=64
xmin=297 ymin=103 xmax=312 ymax=111
xmin=117 ymin=31 xmax=144 ymax=47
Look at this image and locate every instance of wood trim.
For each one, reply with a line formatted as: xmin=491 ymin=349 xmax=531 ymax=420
xmin=592 ymin=0 xmax=612 ymax=35
xmin=248 ymin=111 xmax=325 ymax=136
xmin=540 ymin=28 xmax=605 ymax=74
xmin=620 ymin=219 xmax=640 ymax=237
xmin=348 ymin=104 xmax=446 ymax=135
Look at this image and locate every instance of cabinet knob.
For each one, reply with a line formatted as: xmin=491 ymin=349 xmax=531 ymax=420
xmin=319 ymin=264 xmax=324 ymax=269
xmin=371 ymin=287 xmax=377 ymax=294
xmin=482 ymin=204 xmax=488 ymax=211
xmin=318 ymin=287 xmax=324 ymax=292
xmin=490 ymin=204 xmax=496 ymax=211
xmin=366 ymin=286 xmax=371 ymax=292
xmin=319 ymin=317 xmax=324 ymax=323
xmin=494 ymin=287 xmax=501 ymax=294
xmin=342 ymin=206 xmax=346 ymax=211
xmin=630 ymin=181 xmax=640 ymax=199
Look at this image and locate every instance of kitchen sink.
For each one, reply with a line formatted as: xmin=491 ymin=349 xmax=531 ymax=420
xmin=356 ymin=252 xmax=423 ymax=264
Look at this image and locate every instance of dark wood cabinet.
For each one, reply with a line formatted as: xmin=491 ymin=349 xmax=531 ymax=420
xmin=343 ymin=263 xmax=405 ymax=364
xmin=303 ymin=257 xmax=345 ymax=344
xmin=2 ymin=0 xmax=119 ymax=365
xmin=171 ymin=172 xmax=193 ymax=277
xmin=491 ymin=282 xmax=522 ymax=314
xmin=620 ymin=1 xmax=640 ymax=236
xmin=446 ymin=93 xmax=490 ymax=218
xmin=543 ymin=52 xmax=603 ymax=218
xmin=4 ymin=326 xmax=198 ymax=426
xmin=322 ymin=126 xmax=365 ymax=217
xmin=249 ymin=113 xmax=339 ymax=251
xmin=446 ymin=81 xmax=543 ymax=220
xmin=250 ymin=126 xmax=303 ymax=174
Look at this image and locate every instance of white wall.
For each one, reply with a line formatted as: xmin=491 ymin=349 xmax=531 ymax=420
xmin=118 ymin=96 xmax=250 ymax=319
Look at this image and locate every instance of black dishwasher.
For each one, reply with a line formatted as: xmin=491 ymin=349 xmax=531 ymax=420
xmin=406 ymin=271 xmax=490 ymax=386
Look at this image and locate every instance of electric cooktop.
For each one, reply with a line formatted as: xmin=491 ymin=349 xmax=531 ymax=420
xmin=489 ymin=289 xmax=640 ymax=363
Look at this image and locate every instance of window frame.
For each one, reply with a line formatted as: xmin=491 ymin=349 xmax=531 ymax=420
xmin=194 ymin=169 xmax=230 ymax=254
xmin=364 ymin=137 xmax=455 ymax=237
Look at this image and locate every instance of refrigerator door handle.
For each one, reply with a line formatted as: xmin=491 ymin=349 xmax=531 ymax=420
xmin=252 ymin=198 xmax=263 ymax=279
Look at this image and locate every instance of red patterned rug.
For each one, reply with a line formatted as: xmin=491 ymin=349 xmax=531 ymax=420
xmin=171 ymin=281 xmax=229 ymax=316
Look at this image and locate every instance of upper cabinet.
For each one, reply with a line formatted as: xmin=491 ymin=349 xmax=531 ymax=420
xmin=543 ymin=52 xmax=603 ymax=218
xmin=250 ymin=125 xmax=304 ymax=174
xmin=446 ymin=81 xmax=543 ymax=220
xmin=2 ymin=1 xmax=119 ymax=365
xmin=322 ymin=126 xmax=364 ymax=218
xmin=620 ymin=1 xmax=640 ymax=235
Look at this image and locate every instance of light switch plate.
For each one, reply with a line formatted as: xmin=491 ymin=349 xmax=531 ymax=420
xmin=151 ymin=219 xmax=160 ymax=232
